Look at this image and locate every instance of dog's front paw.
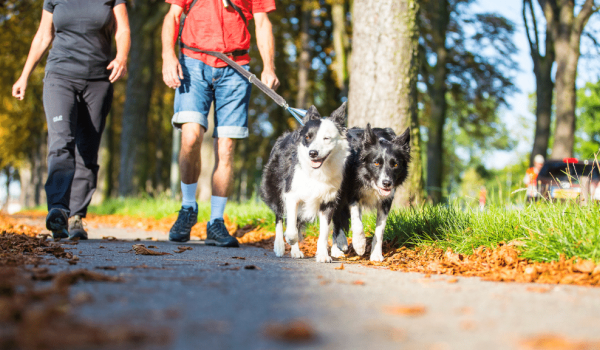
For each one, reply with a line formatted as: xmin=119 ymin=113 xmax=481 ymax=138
xmin=330 ymin=244 xmax=345 ymax=258
xmin=284 ymin=230 xmax=298 ymax=246
xmin=369 ymin=252 xmax=384 ymax=262
xmin=353 ymin=232 xmax=367 ymax=256
xmin=316 ymin=254 xmax=332 ymax=263
xmin=274 ymin=238 xmax=285 ymax=257
xmin=290 ymin=244 xmax=304 ymax=259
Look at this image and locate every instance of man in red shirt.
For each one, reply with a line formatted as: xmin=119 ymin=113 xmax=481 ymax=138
xmin=162 ymin=0 xmax=279 ymax=246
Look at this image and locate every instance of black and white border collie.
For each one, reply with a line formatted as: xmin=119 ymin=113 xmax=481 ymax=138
xmin=331 ymin=124 xmax=411 ymax=261
xmin=260 ymin=103 xmax=349 ymax=263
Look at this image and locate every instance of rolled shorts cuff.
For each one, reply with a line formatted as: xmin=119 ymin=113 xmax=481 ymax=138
xmin=214 ymin=126 xmax=248 ymax=139
xmin=171 ymin=111 xmax=209 ymax=130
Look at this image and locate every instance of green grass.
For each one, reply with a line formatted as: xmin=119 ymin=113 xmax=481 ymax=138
xmin=86 ymin=195 xmax=275 ymax=229
xmin=30 ymin=196 xmax=600 ymax=263
xmin=364 ymin=201 xmax=600 ymax=263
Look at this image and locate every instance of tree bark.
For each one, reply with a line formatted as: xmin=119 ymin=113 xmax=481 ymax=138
xmin=349 ymin=0 xmax=423 ymax=206
xmin=425 ymin=0 xmax=449 ymax=204
xmin=524 ymin=0 xmax=554 ymax=165
xmin=331 ymin=0 xmax=349 ymax=97
xmin=118 ymin=3 xmax=165 ymax=196
xmin=539 ymin=0 xmax=597 ymax=159
xmin=296 ymin=6 xmax=312 ymax=109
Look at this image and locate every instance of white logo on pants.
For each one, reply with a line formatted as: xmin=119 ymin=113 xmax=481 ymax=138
xmin=53 ymin=115 xmax=63 ymax=122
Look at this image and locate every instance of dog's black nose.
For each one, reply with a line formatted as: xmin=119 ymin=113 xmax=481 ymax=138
xmin=309 ymin=150 xmax=318 ymax=159
xmin=382 ymin=180 xmax=392 ymax=188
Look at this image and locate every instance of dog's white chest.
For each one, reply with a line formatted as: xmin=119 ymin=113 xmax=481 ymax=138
xmin=289 ymin=166 xmax=342 ymax=220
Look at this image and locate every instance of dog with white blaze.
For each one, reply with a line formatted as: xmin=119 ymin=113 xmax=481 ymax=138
xmin=260 ymin=102 xmax=349 ymax=263
xmin=331 ymin=124 xmax=411 ymax=262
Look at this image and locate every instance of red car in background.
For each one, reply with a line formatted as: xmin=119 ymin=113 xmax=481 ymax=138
xmin=536 ymin=158 xmax=600 ymax=201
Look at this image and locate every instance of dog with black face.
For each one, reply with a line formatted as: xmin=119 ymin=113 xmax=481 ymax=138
xmin=331 ymin=124 xmax=411 ymax=261
xmin=260 ymin=102 xmax=349 ymax=263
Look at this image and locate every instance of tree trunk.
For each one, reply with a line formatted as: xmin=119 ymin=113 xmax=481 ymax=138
xmin=539 ymin=0 xmax=597 ymax=159
xmin=531 ymin=65 xmax=553 ymax=163
xmin=425 ymin=0 xmax=449 ymax=205
xmin=118 ymin=3 xmax=165 ymax=196
xmin=331 ymin=0 xmax=349 ymax=97
xmin=296 ymin=6 xmax=312 ymax=109
xmin=551 ymin=37 xmax=578 ymax=158
xmin=524 ymin=0 xmax=555 ymax=165
xmin=349 ymin=0 xmax=423 ymax=206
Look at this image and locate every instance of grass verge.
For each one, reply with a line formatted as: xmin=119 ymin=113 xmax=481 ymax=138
xmin=30 ymin=197 xmax=600 ymax=263
xmin=365 ymin=201 xmax=600 ymax=263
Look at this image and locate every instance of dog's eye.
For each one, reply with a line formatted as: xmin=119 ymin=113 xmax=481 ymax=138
xmin=393 ymin=163 xmax=398 ymax=168
xmin=323 ymin=137 xmax=330 ymax=141
xmin=374 ymin=161 xmax=380 ymax=167
xmin=305 ymin=135 xmax=310 ymax=140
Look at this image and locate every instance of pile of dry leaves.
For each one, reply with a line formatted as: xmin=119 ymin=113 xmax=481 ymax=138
xmin=12 ymin=211 xmax=600 ymax=287
xmin=0 ymin=215 xmax=171 ymax=349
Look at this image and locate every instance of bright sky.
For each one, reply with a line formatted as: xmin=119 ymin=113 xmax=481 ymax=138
xmin=480 ymin=0 xmax=599 ymax=169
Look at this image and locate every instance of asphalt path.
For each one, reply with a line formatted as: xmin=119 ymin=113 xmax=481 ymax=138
xmin=34 ymin=226 xmax=600 ymax=350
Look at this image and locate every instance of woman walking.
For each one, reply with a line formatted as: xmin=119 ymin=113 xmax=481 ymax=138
xmin=12 ymin=0 xmax=130 ymax=239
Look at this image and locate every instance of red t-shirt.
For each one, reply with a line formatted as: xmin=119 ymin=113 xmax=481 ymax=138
xmin=167 ymin=0 xmax=276 ymax=67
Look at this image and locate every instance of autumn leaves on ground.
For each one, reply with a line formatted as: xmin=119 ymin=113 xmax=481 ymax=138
xmin=11 ymin=199 xmax=600 ymax=287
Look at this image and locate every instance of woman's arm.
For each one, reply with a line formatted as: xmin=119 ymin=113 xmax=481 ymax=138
xmin=107 ymin=3 xmax=131 ymax=83
xmin=12 ymin=10 xmax=55 ymax=100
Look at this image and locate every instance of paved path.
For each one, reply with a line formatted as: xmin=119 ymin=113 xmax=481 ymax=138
xmin=35 ymin=226 xmax=600 ymax=349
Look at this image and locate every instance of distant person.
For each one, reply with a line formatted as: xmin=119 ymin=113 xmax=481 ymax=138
xmin=161 ymin=0 xmax=279 ymax=246
xmin=479 ymin=186 xmax=487 ymax=210
xmin=524 ymin=154 xmax=545 ymax=202
xmin=12 ymin=0 xmax=130 ymax=239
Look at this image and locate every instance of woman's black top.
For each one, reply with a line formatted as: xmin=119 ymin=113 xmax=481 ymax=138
xmin=43 ymin=0 xmax=126 ymax=79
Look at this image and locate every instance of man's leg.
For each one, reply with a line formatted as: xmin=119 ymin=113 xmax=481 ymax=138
xmin=209 ymin=137 xmax=235 ymax=224
xmin=204 ymin=63 xmax=251 ymax=248
xmin=168 ymin=54 xmax=212 ymax=242
xmin=180 ymin=123 xmax=205 ymax=209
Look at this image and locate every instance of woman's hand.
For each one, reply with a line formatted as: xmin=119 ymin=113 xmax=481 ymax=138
xmin=12 ymin=77 xmax=28 ymax=100
xmin=107 ymin=57 xmax=127 ymax=83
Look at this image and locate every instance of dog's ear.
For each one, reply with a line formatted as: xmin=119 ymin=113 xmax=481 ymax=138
xmin=363 ymin=123 xmax=377 ymax=148
xmin=328 ymin=101 xmax=347 ymax=126
xmin=393 ymin=127 xmax=411 ymax=150
xmin=302 ymin=105 xmax=321 ymax=124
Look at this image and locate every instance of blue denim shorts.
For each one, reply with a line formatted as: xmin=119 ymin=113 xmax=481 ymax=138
xmin=172 ymin=54 xmax=252 ymax=138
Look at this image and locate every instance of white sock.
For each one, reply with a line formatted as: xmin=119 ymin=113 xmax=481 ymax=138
xmin=210 ymin=196 xmax=228 ymax=223
xmin=181 ymin=182 xmax=198 ymax=209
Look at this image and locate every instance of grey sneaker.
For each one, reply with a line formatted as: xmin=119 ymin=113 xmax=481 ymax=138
xmin=46 ymin=208 xmax=69 ymax=239
xmin=169 ymin=206 xmax=198 ymax=242
xmin=206 ymin=218 xmax=239 ymax=247
xmin=68 ymin=215 xmax=88 ymax=240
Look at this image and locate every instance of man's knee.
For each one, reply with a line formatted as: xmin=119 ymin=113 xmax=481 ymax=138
xmin=215 ymin=138 xmax=236 ymax=165
xmin=180 ymin=123 xmax=204 ymax=152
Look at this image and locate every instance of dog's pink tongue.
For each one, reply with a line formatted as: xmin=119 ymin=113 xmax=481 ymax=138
xmin=310 ymin=160 xmax=323 ymax=168
xmin=378 ymin=187 xmax=392 ymax=196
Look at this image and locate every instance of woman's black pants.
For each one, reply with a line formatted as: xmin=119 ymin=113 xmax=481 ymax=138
xmin=43 ymin=72 xmax=113 ymax=218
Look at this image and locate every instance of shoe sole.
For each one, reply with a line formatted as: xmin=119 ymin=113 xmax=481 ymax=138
xmin=47 ymin=210 xmax=69 ymax=239
xmin=169 ymin=235 xmax=190 ymax=243
xmin=205 ymin=239 xmax=239 ymax=248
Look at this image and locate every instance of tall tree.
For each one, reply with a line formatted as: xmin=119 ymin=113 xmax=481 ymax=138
xmin=420 ymin=0 xmax=517 ymax=203
xmin=327 ymin=0 xmax=350 ymax=97
xmin=523 ymin=0 xmax=555 ymax=165
xmin=421 ymin=0 xmax=449 ymax=204
xmin=349 ymin=0 xmax=423 ymax=206
xmin=118 ymin=1 xmax=166 ymax=196
xmin=539 ymin=0 xmax=599 ymax=158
